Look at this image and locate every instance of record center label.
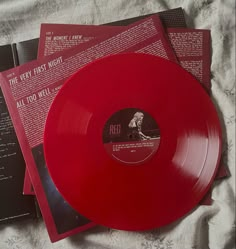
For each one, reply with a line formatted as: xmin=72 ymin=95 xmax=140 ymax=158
xmin=103 ymin=108 xmax=160 ymax=165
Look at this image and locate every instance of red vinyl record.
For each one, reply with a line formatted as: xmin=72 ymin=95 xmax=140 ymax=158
xmin=44 ymin=53 xmax=222 ymax=230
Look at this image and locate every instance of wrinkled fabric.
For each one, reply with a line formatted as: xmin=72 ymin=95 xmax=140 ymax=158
xmin=0 ymin=0 xmax=235 ymax=248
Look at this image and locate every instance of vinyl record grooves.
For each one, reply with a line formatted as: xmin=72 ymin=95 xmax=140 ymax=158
xmin=44 ymin=53 xmax=222 ymax=231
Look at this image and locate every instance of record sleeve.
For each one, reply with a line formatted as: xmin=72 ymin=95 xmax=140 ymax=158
xmin=0 ymin=15 xmax=178 ymax=242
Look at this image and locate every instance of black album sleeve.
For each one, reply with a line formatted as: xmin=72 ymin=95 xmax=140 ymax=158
xmin=105 ymin=7 xmax=186 ymax=28
xmin=0 ymin=44 xmax=38 ymax=224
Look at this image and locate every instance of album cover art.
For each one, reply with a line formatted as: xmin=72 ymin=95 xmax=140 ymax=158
xmin=32 ymin=144 xmax=90 ymax=234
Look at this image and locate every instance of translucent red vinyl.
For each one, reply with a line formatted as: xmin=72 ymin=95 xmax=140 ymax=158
xmin=44 ymin=53 xmax=222 ymax=230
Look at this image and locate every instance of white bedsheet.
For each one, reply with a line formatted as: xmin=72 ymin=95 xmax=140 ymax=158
xmin=0 ymin=1 xmax=235 ymax=248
